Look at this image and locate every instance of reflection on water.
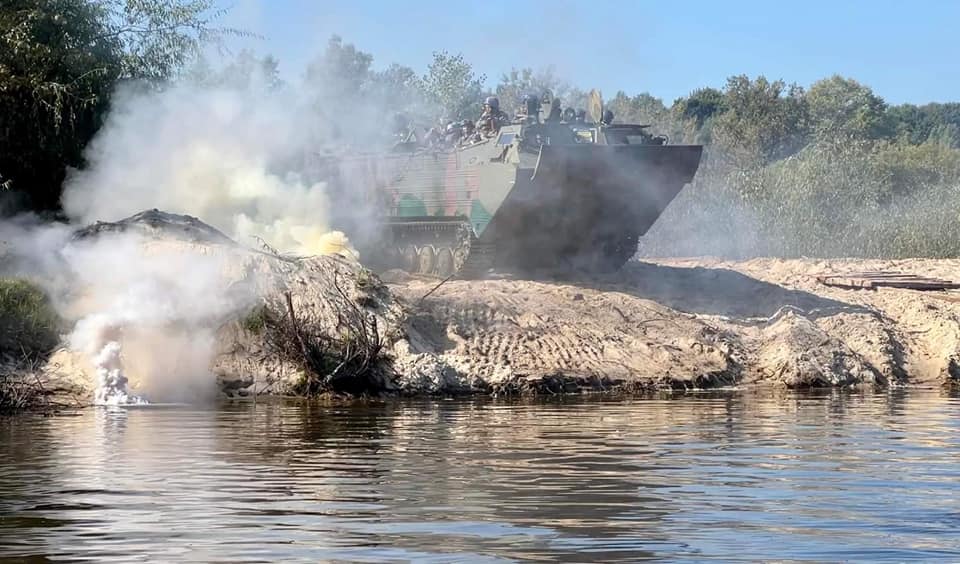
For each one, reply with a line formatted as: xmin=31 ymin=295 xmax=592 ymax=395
xmin=2 ymin=391 xmax=960 ymax=561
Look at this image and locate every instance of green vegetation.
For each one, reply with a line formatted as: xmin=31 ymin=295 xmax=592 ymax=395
xmin=2 ymin=1 xmax=959 ymax=257
xmin=240 ymin=304 xmax=268 ymax=335
xmin=0 ymin=0 xmax=233 ymax=212
xmin=635 ymin=75 xmax=960 ymax=258
xmin=0 ymin=278 xmax=60 ymax=361
xmin=0 ymin=278 xmax=62 ymax=413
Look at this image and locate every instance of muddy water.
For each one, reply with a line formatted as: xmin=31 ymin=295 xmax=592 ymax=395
xmin=2 ymin=392 xmax=960 ymax=562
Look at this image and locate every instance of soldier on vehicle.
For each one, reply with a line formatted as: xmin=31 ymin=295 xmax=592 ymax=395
xmin=422 ymin=120 xmax=443 ymax=147
xmin=514 ymin=93 xmax=541 ymax=124
xmin=443 ymin=121 xmax=461 ymax=147
xmin=601 ymin=109 xmax=615 ymax=126
xmin=477 ymin=96 xmax=509 ymax=137
xmin=562 ymin=107 xmax=576 ymax=123
xmin=575 ymin=109 xmax=587 ymax=123
xmin=460 ymin=119 xmax=478 ymax=145
xmin=546 ymin=100 xmax=562 ymax=122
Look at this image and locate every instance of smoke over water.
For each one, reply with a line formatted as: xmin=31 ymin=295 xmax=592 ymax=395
xmin=54 ymin=233 xmax=256 ymax=405
xmin=73 ymin=318 xmax=145 ymax=406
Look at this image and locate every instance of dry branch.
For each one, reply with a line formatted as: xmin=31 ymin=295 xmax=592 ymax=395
xmin=261 ymin=270 xmax=394 ymax=397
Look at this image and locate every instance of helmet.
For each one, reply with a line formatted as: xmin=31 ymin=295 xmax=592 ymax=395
xmin=484 ymin=96 xmax=500 ymax=110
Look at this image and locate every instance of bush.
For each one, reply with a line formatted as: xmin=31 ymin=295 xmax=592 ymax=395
xmin=240 ymin=304 xmax=268 ymax=335
xmin=0 ymin=278 xmax=61 ymax=362
xmin=640 ymin=138 xmax=960 ymax=259
xmin=0 ymin=278 xmax=61 ymax=414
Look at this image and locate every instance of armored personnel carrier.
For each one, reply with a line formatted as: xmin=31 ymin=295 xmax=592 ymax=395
xmin=317 ymin=96 xmax=702 ymax=277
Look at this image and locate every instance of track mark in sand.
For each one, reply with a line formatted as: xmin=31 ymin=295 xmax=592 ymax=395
xmin=531 ymin=334 xmax=559 ymax=367
xmin=488 ymin=291 xmax=527 ymax=313
xmin=556 ymin=334 xmax=579 ymax=364
xmin=492 ymin=333 xmax=511 ymax=362
xmin=391 ymin=258 xmax=960 ymax=391
xmin=576 ymin=335 xmax=606 ymax=364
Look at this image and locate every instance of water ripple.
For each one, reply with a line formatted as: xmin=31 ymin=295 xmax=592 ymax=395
xmin=1 ymin=391 xmax=960 ymax=561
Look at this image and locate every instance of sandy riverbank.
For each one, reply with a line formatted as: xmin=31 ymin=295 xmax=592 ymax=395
xmin=388 ymin=257 xmax=960 ymax=393
xmin=21 ymin=213 xmax=960 ymax=404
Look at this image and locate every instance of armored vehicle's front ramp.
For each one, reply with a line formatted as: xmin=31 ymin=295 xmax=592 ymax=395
xmin=485 ymin=144 xmax=702 ymax=272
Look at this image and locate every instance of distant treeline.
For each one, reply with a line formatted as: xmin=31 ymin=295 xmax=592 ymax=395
xmin=3 ymin=1 xmax=959 ymax=257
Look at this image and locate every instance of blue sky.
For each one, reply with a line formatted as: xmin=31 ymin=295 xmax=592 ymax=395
xmin=219 ymin=0 xmax=958 ymax=105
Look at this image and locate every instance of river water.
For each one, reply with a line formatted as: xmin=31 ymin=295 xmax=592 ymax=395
xmin=2 ymin=391 xmax=960 ymax=562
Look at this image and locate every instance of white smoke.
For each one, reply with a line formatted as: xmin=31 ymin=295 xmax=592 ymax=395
xmin=61 ymin=82 xmax=335 ymax=255
xmin=59 ymin=233 xmax=256 ymax=404
xmin=4 ymin=57 xmax=386 ymax=405
xmin=41 ymin=69 xmax=361 ymax=405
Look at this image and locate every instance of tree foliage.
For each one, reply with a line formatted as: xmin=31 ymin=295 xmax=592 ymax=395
xmin=495 ymin=67 xmax=572 ymax=115
xmin=674 ymin=87 xmax=725 ymax=128
xmin=0 ymin=0 xmax=228 ymax=212
xmin=711 ymin=75 xmax=809 ymax=166
xmin=888 ymin=102 xmax=960 ymax=147
xmin=305 ymin=35 xmax=373 ymax=103
xmin=188 ymin=49 xmax=282 ymax=90
xmin=419 ymin=51 xmax=485 ymax=121
xmin=806 ymin=75 xmax=890 ymax=140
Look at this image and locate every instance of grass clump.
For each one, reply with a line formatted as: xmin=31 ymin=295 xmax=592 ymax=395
xmin=240 ymin=304 xmax=268 ymax=335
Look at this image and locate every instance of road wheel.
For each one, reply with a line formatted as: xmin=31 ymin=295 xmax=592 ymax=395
xmin=401 ymin=245 xmax=418 ymax=273
xmin=417 ymin=245 xmax=437 ymax=275
xmin=436 ymin=247 xmax=456 ymax=278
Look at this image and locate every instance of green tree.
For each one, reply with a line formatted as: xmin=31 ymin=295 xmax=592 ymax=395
xmin=495 ymin=67 xmax=571 ymax=115
xmin=925 ymin=122 xmax=960 ymax=148
xmin=369 ymin=63 xmax=421 ymax=114
xmin=806 ymin=75 xmax=890 ymax=140
xmin=190 ymin=49 xmax=282 ymax=90
xmin=605 ymin=91 xmax=680 ymax=138
xmin=303 ymin=36 xmax=425 ymax=142
xmin=419 ymin=51 xmax=485 ymax=121
xmin=305 ymin=35 xmax=373 ymax=103
xmin=0 ymin=0 xmax=119 ymax=211
xmin=672 ymin=87 xmax=725 ymax=142
xmin=888 ymin=102 xmax=960 ymax=147
xmin=0 ymin=0 xmax=228 ymax=212
xmin=712 ymin=75 xmax=809 ymax=167
xmin=101 ymin=0 xmax=232 ymax=81
xmin=674 ymin=87 xmax=725 ymax=128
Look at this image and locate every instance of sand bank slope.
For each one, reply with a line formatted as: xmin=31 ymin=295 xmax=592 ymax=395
xmin=34 ymin=212 xmax=960 ymax=400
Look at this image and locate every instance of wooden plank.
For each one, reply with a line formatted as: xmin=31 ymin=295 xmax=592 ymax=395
xmin=816 ymin=271 xmax=960 ymax=291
